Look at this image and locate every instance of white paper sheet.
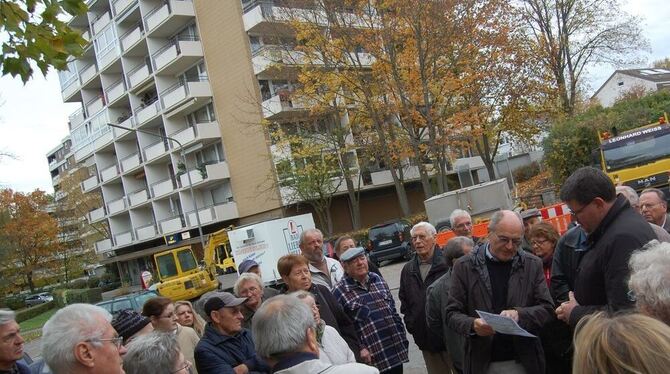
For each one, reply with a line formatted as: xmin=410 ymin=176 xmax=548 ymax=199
xmin=476 ymin=310 xmax=537 ymax=337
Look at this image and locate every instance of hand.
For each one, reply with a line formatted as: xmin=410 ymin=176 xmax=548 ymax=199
xmin=500 ymin=309 xmax=519 ymax=322
xmin=359 ymin=348 xmax=372 ymax=364
xmin=233 ymin=364 xmax=249 ymax=374
xmin=473 ymin=318 xmax=495 ymax=336
xmin=556 ymin=291 xmax=579 ymax=323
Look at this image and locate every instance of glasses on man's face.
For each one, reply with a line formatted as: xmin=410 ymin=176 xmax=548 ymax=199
xmin=171 ymin=360 xmax=193 ymax=374
xmin=570 ymin=200 xmax=594 ymax=217
xmin=87 ymin=336 xmax=124 ymax=350
xmin=241 ymin=286 xmax=260 ymax=296
xmin=640 ymin=202 xmax=660 ymax=210
xmin=493 ymin=233 xmax=522 ymax=247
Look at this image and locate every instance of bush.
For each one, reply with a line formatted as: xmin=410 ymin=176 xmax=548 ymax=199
xmin=87 ymin=276 xmax=100 ymax=289
xmin=100 ymin=281 xmax=122 ymax=292
xmin=52 ymin=288 xmax=103 ymax=308
xmin=513 ymin=162 xmax=542 ymax=183
xmin=2 ymin=296 xmax=26 ymax=311
xmin=69 ymin=279 xmax=88 ymax=289
xmin=15 ymin=301 xmax=54 ymax=323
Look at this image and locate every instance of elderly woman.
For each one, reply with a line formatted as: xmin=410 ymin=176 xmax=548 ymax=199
xmin=175 ymin=300 xmax=206 ymax=337
xmin=292 ymin=290 xmax=355 ymax=364
xmin=629 ymin=240 xmax=670 ymax=325
xmin=143 ymin=297 xmax=200 ymax=374
xmin=277 ymin=254 xmax=361 ymax=361
xmin=334 ymin=235 xmax=382 ymax=278
xmin=528 ymin=221 xmax=560 ymax=286
xmin=124 ymin=332 xmax=193 ymax=374
xmin=233 ymin=272 xmax=279 ymax=329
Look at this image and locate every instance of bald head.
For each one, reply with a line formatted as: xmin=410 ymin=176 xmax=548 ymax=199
xmin=487 ymin=210 xmax=524 ymax=262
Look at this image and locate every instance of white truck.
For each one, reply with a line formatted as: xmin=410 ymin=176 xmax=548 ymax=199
xmin=228 ymin=214 xmax=316 ymax=284
xmin=424 ymin=178 xmax=513 ymax=231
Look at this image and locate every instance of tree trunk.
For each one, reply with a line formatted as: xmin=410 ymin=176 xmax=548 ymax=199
xmin=26 ymin=272 xmax=35 ymax=293
xmin=344 ymin=176 xmax=362 ymax=230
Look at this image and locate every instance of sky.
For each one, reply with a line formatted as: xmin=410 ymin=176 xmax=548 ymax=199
xmin=0 ymin=0 xmax=667 ymax=194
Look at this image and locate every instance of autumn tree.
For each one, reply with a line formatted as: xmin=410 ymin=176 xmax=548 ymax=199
xmin=653 ymin=57 xmax=670 ymax=69
xmin=0 ymin=0 xmax=88 ymax=82
xmin=0 ymin=188 xmax=60 ymax=292
xmin=519 ymin=0 xmax=649 ymax=116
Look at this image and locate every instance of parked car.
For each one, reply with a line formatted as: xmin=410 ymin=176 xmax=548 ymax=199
xmin=95 ymin=290 xmax=158 ymax=315
xmin=367 ymin=219 xmax=413 ymax=267
xmin=24 ymin=293 xmax=53 ymax=307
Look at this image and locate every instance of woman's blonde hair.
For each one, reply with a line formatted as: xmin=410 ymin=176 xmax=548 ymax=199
xmin=174 ymin=300 xmax=206 ymax=337
xmin=573 ymin=312 xmax=670 ymax=374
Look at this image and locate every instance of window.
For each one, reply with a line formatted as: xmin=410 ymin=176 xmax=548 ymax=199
xmin=186 ymin=103 xmax=216 ymax=125
xmin=196 ymin=142 xmax=225 ymax=166
xmin=174 ymin=23 xmax=199 ymax=41
xmin=94 ymin=26 xmax=118 ymax=60
xmin=156 ymin=253 xmax=178 ymax=278
xmin=177 ymin=249 xmax=197 ymax=272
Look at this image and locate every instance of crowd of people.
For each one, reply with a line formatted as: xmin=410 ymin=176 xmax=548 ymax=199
xmin=1 ymin=167 xmax=669 ymax=374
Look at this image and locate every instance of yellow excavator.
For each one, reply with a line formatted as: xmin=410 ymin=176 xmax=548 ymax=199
xmin=152 ymin=227 xmax=236 ymax=300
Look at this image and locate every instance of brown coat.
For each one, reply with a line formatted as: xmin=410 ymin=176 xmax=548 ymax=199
xmin=445 ymin=246 xmax=554 ymax=374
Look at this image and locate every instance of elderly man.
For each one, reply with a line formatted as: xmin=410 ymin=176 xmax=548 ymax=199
xmin=520 ymin=208 xmax=542 ymax=253
xmin=194 ymin=292 xmax=269 ymax=374
xmin=640 ymin=188 xmax=670 ymax=233
xmin=445 ymin=211 xmax=554 ymax=374
xmin=557 ymin=167 xmax=656 ymax=327
xmin=41 ymin=304 xmax=126 ymax=374
xmin=251 ymin=295 xmax=379 ymax=374
xmin=399 ymin=222 xmax=449 ymax=374
xmin=300 ymin=228 xmax=344 ymax=290
xmin=616 ymin=186 xmax=670 ymax=242
xmin=333 ymin=247 xmax=409 ymax=373
xmin=629 ymin=240 xmax=670 ymax=325
xmin=0 ymin=310 xmax=28 ymax=374
xmin=233 ymin=273 xmax=279 ymax=329
xmin=449 ymin=210 xmax=480 ymax=246
xmin=425 ymin=236 xmax=474 ymax=374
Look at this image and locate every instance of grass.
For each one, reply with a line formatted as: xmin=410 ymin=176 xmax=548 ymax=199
xmin=19 ymin=307 xmax=58 ymax=332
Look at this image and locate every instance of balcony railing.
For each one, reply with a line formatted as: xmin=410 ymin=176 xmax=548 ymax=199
xmin=85 ymin=95 xmax=105 ymax=117
xmin=112 ymin=0 xmax=136 ymax=16
xmin=69 ymin=107 xmax=87 ymax=128
xmin=152 ymin=35 xmax=201 ymax=72
xmin=128 ymin=187 xmax=150 ymax=206
xmin=92 ymin=12 xmax=111 ymax=35
xmin=143 ymin=140 xmax=169 ymax=162
xmin=179 ymin=160 xmax=229 ymax=186
xmin=105 ymin=78 xmax=126 ymax=103
xmin=158 ymin=213 xmax=185 ymax=234
xmin=99 ymin=163 xmax=120 ymax=182
xmin=127 ymin=61 xmax=152 ymax=88
xmin=81 ymin=174 xmax=99 ymax=192
xmin=135 ymin=99 xmax=161 ymax=124
xmin=159 ymin=75 xmax=209 ymax=110
xmin=95 ymin=238 xmax=113 ymax=254
xmin=79 ymin=63 xmax=98 ymax=84
xmin=87 ymin=206 xmax=106 ymax=223
xmin=135 ymin=222 xmax=157 ymax=240
xmin=150 ymin=176 xmax=177 ymax=198
xmin=114 ymin=230 xmax=134 ymax=247
xmin=144 ymin=0 xmax=194 ymax=33
xmin=106 ymin=196 xmax=127 ymax=215
xmin=119 ymin=152 xmax=142 ymax=172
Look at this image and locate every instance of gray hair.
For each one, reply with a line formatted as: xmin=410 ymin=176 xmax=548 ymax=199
xmin=123 ymin=332 xmax=180 ymax=374
xmin=629 ymin=240 xmax=670 ymax=325
xmin=443 ymin=236 xmax=475 ymax=267
xmin=641 ymin=188 xmax=668 ymax=207
xmin=299 ymin=228 xmax=323 ymax=246
xmin=252 ymin=294 xmax=315 ymax=358
xmin=290 ymin=290 xmax=315 ymax=302
xmin=0 ymin=309 xmax=16 ymax=326
xmin=487 ymin=210 xmax=522 ymax=232
xmin=234 ymin=273 xmax=264 ymax=296
xmin=410 ymin=221 xmax=436 ymax=237
xmin=449 ymin=209 xmax=471 ymax=227
xmin=616 ymin=186 xmax=639 ymax=207
xmin=42 ymin=304 xmax=112 ymax=374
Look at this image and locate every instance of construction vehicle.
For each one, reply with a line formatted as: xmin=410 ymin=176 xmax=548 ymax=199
xmin=596 ymin=113 xmax=670 ymax=194
xmin=207 ymin=227 xmax=237 ymax=275
xmin=152 ymin=244 xmax=219 ymax=301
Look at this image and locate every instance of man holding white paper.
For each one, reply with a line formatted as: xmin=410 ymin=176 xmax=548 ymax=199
xmin=445 ymin=210 xmax=554 ymax=374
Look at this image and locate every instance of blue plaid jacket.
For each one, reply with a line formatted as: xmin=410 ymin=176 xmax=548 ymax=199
xmin=333 ymin=272 xmax=409 ymax=372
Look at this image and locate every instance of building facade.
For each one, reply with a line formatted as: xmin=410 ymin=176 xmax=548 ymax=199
xmin=593 ymin=68 xmax=670 ymax=107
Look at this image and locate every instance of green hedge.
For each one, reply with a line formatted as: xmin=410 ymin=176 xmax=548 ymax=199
xmin=53 ymin=288 xmax=103 ymax=308
xmin=2 ymin=296 xmax=26 ymax=311
xmin=15 ymin=301 xmax=54 ymax=323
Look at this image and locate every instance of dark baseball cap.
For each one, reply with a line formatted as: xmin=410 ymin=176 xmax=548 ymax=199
xmin=203 ymin=292 xmax=247 ymax=316
xmin=238 ymin=259 xmax=259 ymax=274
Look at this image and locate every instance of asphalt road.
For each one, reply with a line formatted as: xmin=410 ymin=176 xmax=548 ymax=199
xmin=25 ymin=259 xmax=428 ymax=373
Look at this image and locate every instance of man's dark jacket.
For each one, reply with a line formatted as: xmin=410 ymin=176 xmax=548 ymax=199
xmin=426 ymin=269 xmax=464 ymax=373
xmin=569 ymin=195 xmax=656 ymax=326
xmin=194 ymin=324 xmax=270 ymax=374
xmin=399 ymin=245 xmax=447 ymax=352
xmin=445 ymin=247 xmax=554 ymax=374
xmin=550 ymin=225 xmax=587 ymax=303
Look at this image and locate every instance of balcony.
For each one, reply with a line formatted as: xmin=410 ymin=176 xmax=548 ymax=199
xmin=87 ymin=206 xmax=106 ymax=223
xmin=185 ymin=201 xmax=239 ymax=227
xmin=79 ymin=63 xmax=98 ymax=85
xmin=179 ymin=161 xmax=230 ymax=187
xmin=127 ymin=62 xmax=152 ymax=89
xmin=120 ymin=152 xmax=142 ymax=172
xmin=135 ymin=222 xmax=157 ymax=240
xmin=243 ymin=2 xmax=293 ymax=35
xmin=152 ymin=38 xmax=203 ymax=75
xmin=105 ymin=78 xmax=126 ymax=103
xmin=69 ymin=108 xmax=87 ymax=129
xmin=92 ymin=12 xmax=111 ymax=35
xmin=160 ymin=78 xmax=211 ymax=115
xmin=85 ymin=96 xmax=105 ymax=117
xmin=114 ymin=230 xmax=134 ymax=247
xmin=135 ymin=100 xmax=161 ymax=125
xmin=151 ymin=177 xmax=177 ymax=198
xmin=95 ymin=238 xmax=113 ymax=254
xmin=97 ymin=44 xmax=121 ymax=69
xmin=81 ymin=174 xmax=99 ymax=192
xmin=61 ymin=74 xmax=81 ymax=100
xmin=143 ymin=141 xmax=169 ymax=162
xmin=112 ymin=0 xmax=136 ymax=16
xmin=159 ymin=214 xmax=185 ymax=234
xmin=106 ymin=196 xmax=127 ymax=215
xmin=170 ymin=122 xmax=221 ymax=147
xmin=120 ymin=24 xmax=144 ymax=52
xmin=261 ymin=92 xmax=308 ymax=119
xmin=99 ymin=163 xmax=120 ymax=182
xmin=144 ymin=0 xmax=195 ymax=38
xmin=112 ymin=117 xmax=135 ymax=137
xmin=128 ymin=188 xmax=150 ymax=206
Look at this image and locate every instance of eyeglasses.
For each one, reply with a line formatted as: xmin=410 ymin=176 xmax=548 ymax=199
xmin=570 ymin=200 xmax=593 ymax=216
xmin=493 ymin=233 xmax=522 ymax=247
xmin=640 ymin=202 xmax=661 ymax=210
xmin=531 ymin=238 xmax=549 ymax=247
xmin=241 ymin=286 xmax=261 ymax=295
xmin=87 ymin=336 xmax=124 ymax=349
xmin=171 ymin=360 xmax=193 ymax=374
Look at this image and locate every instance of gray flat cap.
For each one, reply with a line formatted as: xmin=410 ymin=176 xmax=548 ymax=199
xmin=340 ymin=247 xmax=366 ymax=262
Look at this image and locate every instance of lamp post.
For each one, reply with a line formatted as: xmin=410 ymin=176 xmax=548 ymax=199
xmin=107 ymin=123 xmax=206 ymax=251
